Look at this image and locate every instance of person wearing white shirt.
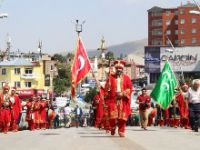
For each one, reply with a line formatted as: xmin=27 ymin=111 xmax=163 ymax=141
xmin=64 ymin=104 xmax=72 ymax=128
xmin=186 ymin=79 xmax=200 ymax=132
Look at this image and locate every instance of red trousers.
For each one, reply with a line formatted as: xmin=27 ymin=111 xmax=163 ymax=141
xmin=109 ymin=119 xmax=126 ymax=134
xmin=27 ymin=120 xmax=35 ymax=130
xmin=1 ymin=108 xmax=11 ymax=133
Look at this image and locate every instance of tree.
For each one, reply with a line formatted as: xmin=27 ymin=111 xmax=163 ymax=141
xmin=53 ymin=63 xmax=72 ymax=96
xmin=105 ymin=51 xmax=114 ymax=60
xmin=84 ymin=87 xmax=98 ymax=103
xmin=52 ymin=54 xmax=66 ymax=63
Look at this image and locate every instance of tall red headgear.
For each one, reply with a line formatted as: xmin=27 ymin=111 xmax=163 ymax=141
xmin=114 ymin=60 xmax=126 ymax=70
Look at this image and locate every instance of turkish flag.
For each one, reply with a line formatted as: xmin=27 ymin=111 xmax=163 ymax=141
xmin=71 ymin=37 xmax=91 ymax=98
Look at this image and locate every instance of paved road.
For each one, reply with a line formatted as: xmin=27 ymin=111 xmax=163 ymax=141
xmin=0 ymin=127 xmax=200 ymax=150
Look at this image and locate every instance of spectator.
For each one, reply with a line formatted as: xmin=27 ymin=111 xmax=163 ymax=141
xmin=136 ymin=88 xmax=151 ymax=130
xmin=64 ymin=103 xmax=72 ymax=128
xmin=74 ymin=105 xmax=83 ymax=128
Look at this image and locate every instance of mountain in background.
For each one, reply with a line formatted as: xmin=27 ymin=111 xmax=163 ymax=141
xmin=87 ymin=38 xmax=147 ymax=58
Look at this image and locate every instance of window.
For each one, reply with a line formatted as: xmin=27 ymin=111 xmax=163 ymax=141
xmin=192 ymin=38 xmax=197 ymax=44
xmin=25 ymin=82 xmax=32 ymax=88
xmin=174 ymin=10 xmax=178 ymax=15
xmin=175 ymin=40 xmax=179 ymax=45
xmin=2 ymin=68 xmax=6 ymax=75
xmin=180 ymin=29 xmax=185 ymax=35
xmin=180 ymin=9 xmax=185 ymax=14
xmin=166 ymin=10 xmax=171 ymax=16
xmin=152 ymin=20 xmax=162 ymax=26
xmin=152 ymin=39 xmax=162 ymax=45
xmin=181 ymin=39 xmax=185 ymax=45
xmin=152 ymin=29 xmax=162 ymax=36
xmin=50 ymin=65 xmax=54 ymax=71
xmin=175 ymin=30 xmax=178 ymax=35
xmin=151 ymin=12 xmax=162 ymax=17
xmin=175 ymin=20 xmax=178 ymax=25
xmin=192 ymin=18 xmax=196 ymax=24
xmin=180 ymin=19 xmax=185 ymax=24
xmin=25 ymin=68 xmax=33 ymax=74
xmin=14 ymin=68 xmax=21 ymax=75
xmin=192 ymin=28 xmax=197 ymax=34
xmin=166 ymin=20 xmax=171 ymax=25
xmin=166 ymin=40 xmax=171 ymax=46
xmin=14 ymin=81 xmax=21 ymax=88
xmin=166 ymin=30 xmax=171 ymax=35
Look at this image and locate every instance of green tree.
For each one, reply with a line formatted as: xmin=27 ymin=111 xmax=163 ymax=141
xmin=105 ymin=51 xmax=114 ymax=60
xmin=52 ymin=54 xmax=66 ymax=63
xmin=53 ymin=63 xmax=72 ymax=96
xmin=84 ymin=87 xmax=98 ymax=103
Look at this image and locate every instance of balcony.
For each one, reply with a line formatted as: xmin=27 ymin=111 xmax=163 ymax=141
xmin=21 ymin=73 xmax=40 ymax=79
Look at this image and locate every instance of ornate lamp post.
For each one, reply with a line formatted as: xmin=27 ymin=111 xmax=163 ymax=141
xmin=75 ymin=19 xmax=85 ymax=36
xmin=97 ymin=36 xmax=107 ymax=81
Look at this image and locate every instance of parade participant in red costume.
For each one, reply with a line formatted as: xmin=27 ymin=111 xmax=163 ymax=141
xmin=26 ymin=97 xmax=36 ymax=130
xmin=10 ymin=87 xmax=22 ymax=132
xmin=0 ymin=84 xmax=12 ymax=134
xmin=93 ymin=87 xmax=104 ymax=128
xmin=39 ymin=97 xmax=47 ymax=129
xmin=34 ymin=96 xmax=41 ymax=129
xmin=104 ymin=60 xmax=133 ymax=137
xmin=176 ymin=83 xmax=190 ymax=129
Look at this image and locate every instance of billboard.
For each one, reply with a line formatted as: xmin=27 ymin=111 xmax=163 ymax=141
xmin=145 ymin=47 xmax=160 ymax=73
xmin=160 ymin=47 xmax=200 ymax=72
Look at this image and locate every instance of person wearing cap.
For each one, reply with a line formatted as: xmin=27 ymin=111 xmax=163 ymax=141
xmin=0 ymin=84 xmax=12 ymax=133
xmin=176 ymin=83 xmax=190 ymax=129
xmin=136 ymin=88 xmax=151 ymax=130
xmin=10 ymin=87 xmax=22 ymax=132
xmin=185 ymin=79 xmax=200 ymax=132
xmin=104 ymin=60 xmax=133 ymax=137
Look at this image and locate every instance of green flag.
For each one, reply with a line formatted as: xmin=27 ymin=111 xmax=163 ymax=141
xmin=150 ymin=61 xmax=178 ymax=109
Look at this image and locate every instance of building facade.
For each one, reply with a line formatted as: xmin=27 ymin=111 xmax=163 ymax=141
xmin=146 ymin=2 xmax=200 ymax=83
xmin=148 ymin=2 xmax=200 ymax=47
xmin=0 ymin=57 xmax=57 ymax=99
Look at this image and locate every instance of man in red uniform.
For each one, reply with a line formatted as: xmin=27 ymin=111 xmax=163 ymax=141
xmin=93 ymin=87 xmax=104 ymax=128
xmin=34 ymin=96 xmax=41 ymax=129
xmin=176 ymin=83 xmax=190 ymax=129
xmin=26 ymin=97 xmax=35 ymax=130
xmin=136 ymin=88 xmax=151 ymax=130
xmin=39 ymin=97 xmax=47 ymax=129
xmin=104 ymin=60 xmax=132 ymax=137
xmin=10 ymin=87 xmax=22 ymax=132
xmin=0 ymin=84 xmax=12 ymax=134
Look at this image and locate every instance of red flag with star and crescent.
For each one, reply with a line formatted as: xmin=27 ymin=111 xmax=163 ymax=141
xmin=71 ymin=37 xmax=91 ymax=98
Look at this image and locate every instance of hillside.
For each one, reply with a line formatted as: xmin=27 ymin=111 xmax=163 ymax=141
xmin=88 ymin=38 xmax=147 ymax=58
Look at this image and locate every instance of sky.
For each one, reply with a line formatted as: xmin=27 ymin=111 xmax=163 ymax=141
xmin=0 ymin=0 xmax=193 ymax=54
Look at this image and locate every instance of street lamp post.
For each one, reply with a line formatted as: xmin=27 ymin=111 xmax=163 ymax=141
xmin=75 ymin=19 xmax=85 ymax=36
xmin=165 ymin=36 xmax=185 ymax=83
xmin=0 ymin=12 xmax=8 ymax=18
xmin=189 ymin=0 xmax=200 ymax=14
xmin=97 ymin=36 xmax=107 ymax=81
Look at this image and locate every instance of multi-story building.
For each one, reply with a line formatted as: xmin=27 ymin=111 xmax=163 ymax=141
xmin=148 ymin=2 xmax=200 ymax=47
xmin=146 ymin=2 xmax=200 ymax=83
xmin=0 ymin=57 xmax=57 ymax=99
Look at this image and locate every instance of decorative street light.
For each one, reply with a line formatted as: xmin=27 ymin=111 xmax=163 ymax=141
xmin=0 ymin=12 xmax=8 ymax=18
xmin=97 ymin=36 xmax=107 ymax=81
xmin=75 ymin=19 xmax=86 ymax=36
xmin=189 ymin=0 xmax=200 ymax=14
xmin=165 ymin=35 xmax=185 ymax=83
